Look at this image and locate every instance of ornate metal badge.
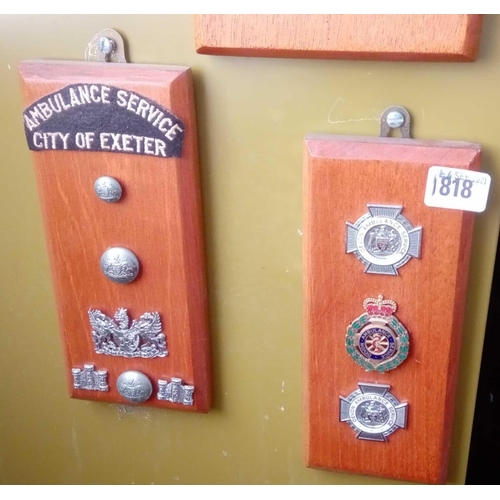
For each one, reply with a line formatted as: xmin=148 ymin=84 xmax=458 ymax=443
xmin=117 ymin=370 xmax=153 ymax=403
xmin=346 ymin=204 xmax=422 ymax=275
xmin=88 ymin=308 xmax=167 ymax=358
xmin=339 ymin=383 xmax=408 ymax=442
xmin=157 ymin=378 xmax=194 ymax=406
xmin=72 ymin=364 xmax=109 ymax=391
xmin=346 ymin=295 xmax=409 ymax=372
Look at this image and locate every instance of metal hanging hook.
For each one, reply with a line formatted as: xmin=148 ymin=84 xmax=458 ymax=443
xmin=98 ymin=36 xmax=116 ymax=62
xmin=85 ymin=28 xmax=127 ymax=63
xmin=379 ymin=105 xmax=411 ymax=139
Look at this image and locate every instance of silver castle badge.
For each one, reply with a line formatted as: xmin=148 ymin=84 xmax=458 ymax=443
xmin=346 ymin=204 xmax=422 ymax=275
xmin=157 ymin=377 xmax=194 ymax=406
xmin=340 ymin=383 xmax=408 ymax=442
xmin=72 ymin=364 xmax=109 ymax=392
xmin=88 ymin=308 xmax=167 ymax=358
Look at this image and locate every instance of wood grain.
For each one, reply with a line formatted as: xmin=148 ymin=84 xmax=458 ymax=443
xmin=194 ymin=15 xmax=482 ymax=62
xmin=18 ymin=61 xmax=211 ymax=412
xmin=303 ymin=135 xmax=481 ymax=483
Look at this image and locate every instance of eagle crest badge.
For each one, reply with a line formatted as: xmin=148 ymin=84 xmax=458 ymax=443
xmin=88 ymin=308 xmax=167 ymax=358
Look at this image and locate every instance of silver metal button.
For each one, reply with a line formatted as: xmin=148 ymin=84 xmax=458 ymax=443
xmin=116 ymin=371 xmax=153 ymax=403
xmin=100 ymin=247 xmax=139 ymax=284
xmin=94 ymin=176 xmax=122 ymax=203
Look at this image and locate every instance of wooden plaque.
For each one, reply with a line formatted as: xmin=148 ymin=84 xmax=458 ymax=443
xmin=18 ymin=61 xmax=211 ymax=412
xmin=303 ymin=135 xmax=481 ymax=483
xmin=194 ymin=15 xmax=483 ymax=62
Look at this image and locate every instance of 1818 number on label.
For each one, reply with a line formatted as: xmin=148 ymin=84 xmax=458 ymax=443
xmin=431 ymin=175 xmax=473 ymax=199
xmin=424 ymin=166 xmax=491 ymax=213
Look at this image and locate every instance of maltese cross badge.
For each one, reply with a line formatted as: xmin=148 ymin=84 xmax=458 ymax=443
xmin=340 ymin=383 xmax=408 ymax=442
xmin=346 ymin=204 xmax=422 ymax=275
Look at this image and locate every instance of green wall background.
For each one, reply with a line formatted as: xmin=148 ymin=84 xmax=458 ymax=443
xmin=1 ymin=15 xmax=499 ymax=485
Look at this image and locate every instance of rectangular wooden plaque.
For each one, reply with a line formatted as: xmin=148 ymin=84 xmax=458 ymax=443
xmin=18 ymin=61 xmax=211 ymax=412
xmin=194 ymin=15 xmax=482 ymax=62
xmin=304 ymin=135 xmax=481 ymax=483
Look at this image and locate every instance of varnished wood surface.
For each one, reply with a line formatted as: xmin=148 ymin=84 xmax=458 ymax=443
xmin=18 ymin=61 xmax=211 ymax=412
xmin=303 ymin=135 xmax=481 ymax=483
xmin=194 ymin=15 xmax=482 ymax=62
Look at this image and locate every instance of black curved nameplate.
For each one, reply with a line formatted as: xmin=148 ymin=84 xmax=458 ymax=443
xmin=23 ymin=84 xmax=185 ymax=158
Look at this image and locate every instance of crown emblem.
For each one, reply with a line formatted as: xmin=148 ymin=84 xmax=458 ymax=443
xmin=88 ymin=308 xmax=167 ymax=358
xmin=346 ymin=295 xmax=409 ymax=373
xmin=363 ymin=295 xmax=397 ymax=317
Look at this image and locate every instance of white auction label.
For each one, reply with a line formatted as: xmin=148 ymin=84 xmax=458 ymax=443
xmin=424 ymin=166 xmax=491 ymax=213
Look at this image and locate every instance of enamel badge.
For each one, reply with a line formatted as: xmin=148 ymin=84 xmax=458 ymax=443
xmin=346 ymin=295 xmax=409 ymax=372
xmin=340 ymin=383 xmax=408 ymax=442
xmin=346 ymin=204 xmax=422 ymax=275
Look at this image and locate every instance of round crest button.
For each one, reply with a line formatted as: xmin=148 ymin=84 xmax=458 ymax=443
xmin=94 ymin=176 xmax=122 ymax=203
xmin=100 ymin=247 xmax=139 ymax=284
xmin=116 ymin=371 xmax=153 ymax=403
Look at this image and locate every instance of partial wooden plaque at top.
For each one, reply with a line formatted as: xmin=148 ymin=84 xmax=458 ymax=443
xmin=194 ymin=15 xmax=483 ymax=62
xmin=303 ymin=135 xmax=481 ymax=483
xmin=18 ymin=61 xmax=211 ymax=412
